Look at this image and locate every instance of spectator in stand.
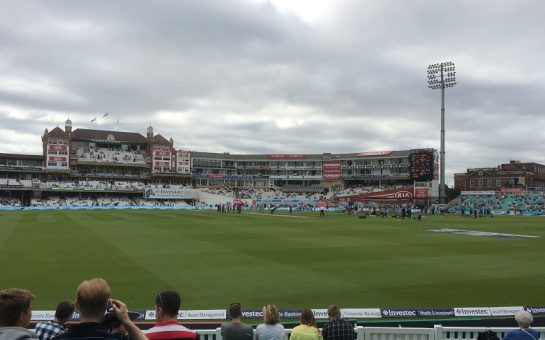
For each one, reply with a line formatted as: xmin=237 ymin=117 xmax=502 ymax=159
xmin=0 ymin=288 xmax=37 ymax=339
xmin=321 ymin=305 xmax=355 ymax=340
xmin=255 ymin=304 xmax=284 ymax=340
xmin=221 ymin=303 xmax=253 ymax=340
xmin=34 ymin=301 xmax=74 ymax=340
xmin=503 ymin=310 xmax=539 ymax=340
xmin=290 ymin=309 xmax=322 ymax=340
xmin=54 ymin=278 xmax=146 ymax=340
xmin=144 ymin=290 xmax=199 ymax=340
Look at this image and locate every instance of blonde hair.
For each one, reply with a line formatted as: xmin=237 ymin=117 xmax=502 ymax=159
xmin=76 ymin=278 xmax=111 ymax=317
xmin=263 ymin=304 xmax=280 ymax=324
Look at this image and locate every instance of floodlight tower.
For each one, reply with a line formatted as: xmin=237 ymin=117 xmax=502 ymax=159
xmin=427 ymin=61 xmax=456 ymax=204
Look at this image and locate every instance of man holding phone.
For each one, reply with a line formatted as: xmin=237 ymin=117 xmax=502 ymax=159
xmin=54 ymin=278 xmax=146 ymax=340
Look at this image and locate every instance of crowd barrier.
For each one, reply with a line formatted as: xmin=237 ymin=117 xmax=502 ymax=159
xmin=168 ymin=326 xmax=545 ymax=340
xmin=31 ymin=306 xmax=545 ymax=322
xmin=0 ymin=205 xmax=205 ymax=211
xmin=0 ymin=205 xmax=343 ymax=212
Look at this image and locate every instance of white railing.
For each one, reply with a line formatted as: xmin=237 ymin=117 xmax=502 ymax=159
xmin=435 ymin=326 xmax=545 ymax=340
xmin=190 ymin=326 xmax=545 ymax=340
xmin=363 ymin=327 xmax=434 ymax=340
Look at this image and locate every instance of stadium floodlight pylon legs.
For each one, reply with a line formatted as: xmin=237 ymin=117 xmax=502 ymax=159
xmin=440 ymin=76 xmax=445 ymax=204
xmin=427 ymin=62 xmax=456 ymax=204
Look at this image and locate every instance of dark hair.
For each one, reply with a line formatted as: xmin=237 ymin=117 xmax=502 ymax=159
xmin=300 ymin=309 xmax=318 ymax=329
xmin=55 ymin=301 xmax=75 ymax=322
xmin=156 ymin=291 xmax=181 ymax=317
xmin=229 ymin=303 xmax=242 ymax=319
xmin=0 ymin=288 xmax=34 ymax=327
xmin=327 ymin=305 xmax=341 ymax=318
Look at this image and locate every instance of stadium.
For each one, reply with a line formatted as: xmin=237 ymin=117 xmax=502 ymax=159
xmin=3 ymin=1 xmax=545 ymax=339
xmin=1 ymin=120 xmax=441 ymax=209
xmin=2 ymin=121 xmax=545 ymax=337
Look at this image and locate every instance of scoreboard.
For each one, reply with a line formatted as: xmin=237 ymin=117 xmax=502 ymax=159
xmin=409 ymin=151 xmax=434 ymax=181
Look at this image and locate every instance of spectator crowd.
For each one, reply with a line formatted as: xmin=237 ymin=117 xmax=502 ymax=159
xmin=1 ymin=279 xmax=360 ymax=340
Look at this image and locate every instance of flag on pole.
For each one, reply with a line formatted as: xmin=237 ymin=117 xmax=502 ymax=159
xmin=103 ymin=112 xmax=109 ymax=117
xmin=90 ymin=117 xmax=96 ymax=122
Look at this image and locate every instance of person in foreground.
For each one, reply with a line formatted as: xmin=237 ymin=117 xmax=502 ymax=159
xmin=503 ymin=310 xmax=539 ymax=340
xmin=34 ymin=300 xmax=74 ymax=340
xmin=0 ymin=288 xmax=37 ymax=340
xmin=144 ymin=290 xmax=199 ymax=340
xmin=290 ymin=309 xmax=322 ymax=340
xmin=255 ymin=304 xmax=284 ymax=340
xmin=54 ymin=278 xmax=146 ymax=340
xmin=321 ymin=305 xmax=355 ymax=340
xmin=221 ymin=303 xmax=253 ymax=340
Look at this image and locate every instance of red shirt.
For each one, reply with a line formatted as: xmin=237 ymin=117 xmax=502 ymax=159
xmin=145 ymin=320 xmax=200 ymax=340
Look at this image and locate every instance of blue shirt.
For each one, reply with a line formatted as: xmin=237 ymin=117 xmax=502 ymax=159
xmin=503 ymin=329 xmax=539 ymax=340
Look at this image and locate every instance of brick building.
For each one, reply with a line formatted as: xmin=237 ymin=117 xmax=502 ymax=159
xmin=454 ymin=160 xmax=545 ymax=191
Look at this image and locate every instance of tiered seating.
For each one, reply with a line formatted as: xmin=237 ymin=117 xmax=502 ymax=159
xmin=30 ymin=198 xmax=43 ymax=206
xmin=132 ymin=198 xmax=161 ymax=206
xmin=0 ymin=197 xmax=21 ymax=206
xmin=0 ymin=179 xmax=24 ymax=187
xmin=112 ymin=181 xmax=145 ymax=191
xmin=334 ymin=184 xmax=404 ymax=197
xmin=40 ymin=182 xmax=77 ymax=190
xmin=65 ymin=197 xmax=95 ymax=206
xmin=77 ymin=147 xmax=145 ymax=164
xmin=19 ymin=179 xmax=33 ymax=187
xmin=34 ymin=180 xmax=146 ymax=192
xmin=501 ymin=193 xmax=545 ymax=215
xmin=96 ymin=197 xmax=131 ymax=206
xmin=449 ymin=192 xmax=545 ymax=215
xmin=44 ymin=197 xmax=62 ymax=207
xmin=198 ymin=187 xmax=323 ymax=200
xmin=163 ymin=200 xmax=193 ymax=207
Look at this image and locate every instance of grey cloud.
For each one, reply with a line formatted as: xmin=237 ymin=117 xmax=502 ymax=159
xmin=0 ymin=0 xmax=544 ymax=185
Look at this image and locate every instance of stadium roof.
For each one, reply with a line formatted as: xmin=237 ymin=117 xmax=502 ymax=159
xmin=71 ymin=129 xmax=148 ymax=144
xmin=190 ymin=149 xmax=420 ymax=160
xmin=152 ymin=134 xmax=171 ymax=145
xmin=0 ymin=153 xmax=43 ymax=160
xmin=46 ymin=127 xmax=69 ymax=139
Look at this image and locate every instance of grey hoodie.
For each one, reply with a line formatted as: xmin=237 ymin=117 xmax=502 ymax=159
xmin=0 ymin=327 xmax=38 ymax=340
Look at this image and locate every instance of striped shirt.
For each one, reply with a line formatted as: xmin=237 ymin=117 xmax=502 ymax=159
xmin=144 ymin=320 xmax=199 ymax=340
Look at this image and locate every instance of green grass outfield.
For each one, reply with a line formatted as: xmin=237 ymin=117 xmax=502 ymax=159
xmin=1 ymin=209 xmax=544 ymax=310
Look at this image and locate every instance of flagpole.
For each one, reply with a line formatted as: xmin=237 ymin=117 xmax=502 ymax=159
xmin=103 ymin=112 xmax=110 ymax=130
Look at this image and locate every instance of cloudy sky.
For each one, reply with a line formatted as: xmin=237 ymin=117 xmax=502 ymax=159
xmin=1 ymin=0 xmax=544 ymax=184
